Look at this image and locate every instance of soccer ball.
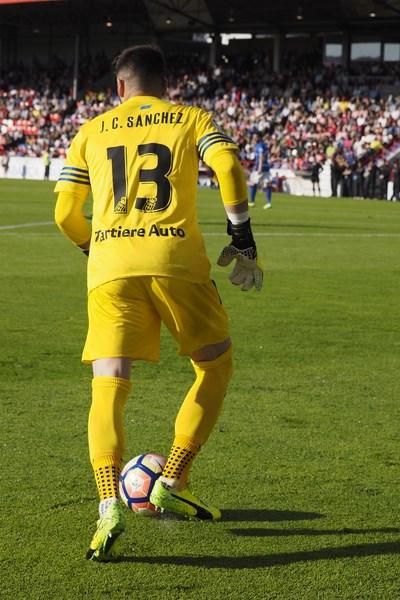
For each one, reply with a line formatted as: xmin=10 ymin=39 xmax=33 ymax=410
xmin=119 ymin=452 xmax=166 ymax=516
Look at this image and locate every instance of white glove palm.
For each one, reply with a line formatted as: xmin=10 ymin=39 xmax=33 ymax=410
xmin=217 ymin=245 xmax=263 ymax=291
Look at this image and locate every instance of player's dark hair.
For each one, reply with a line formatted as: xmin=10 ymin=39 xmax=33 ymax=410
xmin=113 ymin=45 xmax=166 ymax=85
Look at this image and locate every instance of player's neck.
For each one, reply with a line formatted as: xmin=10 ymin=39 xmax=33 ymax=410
xmin=122 ymin=86 xmax=164 ymax=102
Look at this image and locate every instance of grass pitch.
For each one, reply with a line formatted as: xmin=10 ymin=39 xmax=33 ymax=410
xmin=1 ymin=179 xmax=400 ymax=599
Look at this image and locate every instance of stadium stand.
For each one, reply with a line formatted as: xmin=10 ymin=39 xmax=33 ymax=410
xmin=1 ymin=0 xmax=400 ymax=199
xmin=1 ymin=57 xmax=400 ymax=199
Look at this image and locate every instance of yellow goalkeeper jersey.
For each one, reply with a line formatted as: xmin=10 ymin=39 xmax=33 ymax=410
xmin=54 ymin=95 xmax=238 ymax=291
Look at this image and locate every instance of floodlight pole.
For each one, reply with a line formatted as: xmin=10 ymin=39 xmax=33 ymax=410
xmin=72 ymin=33 xmax=80 ymax=100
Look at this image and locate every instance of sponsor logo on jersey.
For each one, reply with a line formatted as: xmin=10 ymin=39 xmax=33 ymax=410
xmin=94 ymin=224 xmax=186 ymax=243
xmin=114 ymin=196 xmax=128 ymax=214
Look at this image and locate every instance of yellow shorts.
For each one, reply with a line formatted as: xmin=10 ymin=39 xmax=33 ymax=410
xmin=82 ymin=276 xmax=230 ymax=363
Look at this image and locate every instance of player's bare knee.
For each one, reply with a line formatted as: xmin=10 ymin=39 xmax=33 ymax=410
xmin=191 ymin=342 xmax=233 ymax=387
xmin=190 ymin=338 xmax=231 ymax=362
xmin=92 ymin=357 xmax=132 ymax=379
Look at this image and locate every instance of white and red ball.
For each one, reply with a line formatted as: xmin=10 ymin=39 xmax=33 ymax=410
xmin=119 ymin=452 xmax=166 ymax=516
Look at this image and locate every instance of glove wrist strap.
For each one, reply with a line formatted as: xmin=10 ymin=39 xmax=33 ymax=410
xmin=227 ymin=218 xmax=256 ymax=254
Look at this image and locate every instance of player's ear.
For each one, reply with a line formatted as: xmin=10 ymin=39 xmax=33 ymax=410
xmin=162 ymin=77 xmax=168 ymax=97
xmin=117 ymin=78 xmax=125 ymax=100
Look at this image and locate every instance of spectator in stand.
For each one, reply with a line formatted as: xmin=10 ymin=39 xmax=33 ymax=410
xmin=310 ymin=155 xmax=323 ymax=196
xmin=331 ymin=150 xmax=346 ymax=197
xmin=391 ymin=160 xmax=400 ymax=201
xmin=1 ymin=153 xmax=9 ymax=177
xmin=351 ymin=161 xmax=364 ymax=198
xmin=1 ymin=53 xmax=400 ymax=201
xmin=377 ymin=160 xmax=390 ymax=200
xmin=363 ymin=161 xmax=378 ymax=199
xmin=342 ymin=162 xmax=353 ymax=197
xmin=43 ymin=149 xmax=51 ymax=180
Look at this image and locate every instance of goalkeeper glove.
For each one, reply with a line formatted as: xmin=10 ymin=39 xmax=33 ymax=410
xmin=217 ymin=218 xmax=263 ymax=291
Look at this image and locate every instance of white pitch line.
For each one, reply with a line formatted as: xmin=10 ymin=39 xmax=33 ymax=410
xmin=0 ymin=221 xmax=54 ymax=230
xmin=204 ymin=232 xmax=400 ymax=238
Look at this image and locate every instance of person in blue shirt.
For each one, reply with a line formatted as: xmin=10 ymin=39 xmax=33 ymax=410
xmin=248 ymin=132 xmax=272 ymax=209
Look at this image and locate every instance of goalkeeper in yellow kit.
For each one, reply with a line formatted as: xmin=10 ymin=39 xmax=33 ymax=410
xmin=54 ymin=45 xmax=263 ymax=561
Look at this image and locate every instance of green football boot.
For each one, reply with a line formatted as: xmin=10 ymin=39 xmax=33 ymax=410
xmin=86 ymin=501 xmax=126 ymax=561
xmin=150 ymin=479 xmax=221 ymax=521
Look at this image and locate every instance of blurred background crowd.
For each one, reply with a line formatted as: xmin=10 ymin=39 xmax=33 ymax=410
xmin=1 ymin=52 xmax=400 ymax=199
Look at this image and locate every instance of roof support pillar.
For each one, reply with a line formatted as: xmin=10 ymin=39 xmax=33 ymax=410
xmin=342 ymin=31 xmax=351 ymax=70
xmin=72 ymin=33 xmax=80 ymax=100
xmin=209 ymin=33 xmax=220 ymax=67
xmin=273 ymin=33 xmax=283 ymax=73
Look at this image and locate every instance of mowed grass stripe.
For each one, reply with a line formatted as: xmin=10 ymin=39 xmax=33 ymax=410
xmin=0 ymin=220 xmax=399 ymax=238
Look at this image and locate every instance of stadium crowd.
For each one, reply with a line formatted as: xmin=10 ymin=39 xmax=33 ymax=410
xmin=1 ymin=52 xmax=400 ymax=199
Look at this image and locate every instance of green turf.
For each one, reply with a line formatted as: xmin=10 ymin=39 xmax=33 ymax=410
xmin=1 ymin=179 xmax=400 ymax=599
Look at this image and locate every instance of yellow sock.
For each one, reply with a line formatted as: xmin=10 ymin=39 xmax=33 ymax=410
xmin=162 ymin=435 xmax=200 ymax=482
xmin=163 ymin=347 xmax=233 ymax=483
xmin=88 ymin=376 xmax=131 ymax=501
xmin=175 ymin=346 xmax=233 ymax=445
xmin=93 ymin=458 xmax=121 ymax=501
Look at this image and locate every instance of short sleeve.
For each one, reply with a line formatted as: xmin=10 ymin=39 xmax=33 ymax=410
xmin=54 ymin=127 xmax=91 ymax=193
xmin=195 ymin=109 xmax=238 ymax=165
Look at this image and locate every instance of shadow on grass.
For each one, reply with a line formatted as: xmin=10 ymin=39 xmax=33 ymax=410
xmin=230 ymin=527 xmax=400 ymax=537
xmin=221 ymin=509 xmax=324 ymax=522
xmin=114 ymin=541 xmax=400 ymax=568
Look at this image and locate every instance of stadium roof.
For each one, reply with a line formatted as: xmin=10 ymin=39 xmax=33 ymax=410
xmin=1 ymin=0 xmax=400 ymax=35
